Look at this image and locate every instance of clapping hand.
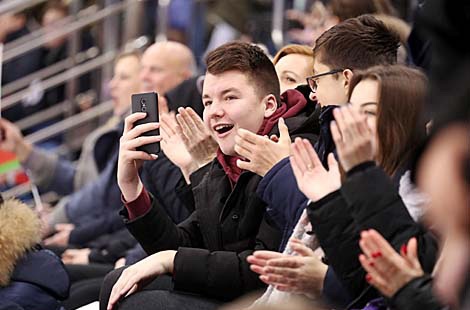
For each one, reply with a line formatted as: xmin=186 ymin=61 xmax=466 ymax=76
xmin=330 ymin=105 xmax=375 ymax=172
xmin=290 ymin=137 xmax=341 ymax=202
xmin=234 ymin=118 xmax=291 ymax=176
xmin=248 ymin=238 xmax=327 ymax=297
xmin=176 ymin=107 xmax=218 ymax=170
xmin=359 ymin=229 xmax=424 ymax=298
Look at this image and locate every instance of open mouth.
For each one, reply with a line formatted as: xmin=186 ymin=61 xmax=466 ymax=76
xmin=213 ymin=124 xmax=234 ymax=136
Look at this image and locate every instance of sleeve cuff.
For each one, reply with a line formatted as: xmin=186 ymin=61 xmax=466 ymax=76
xmin=123 ymin=187 xmax=151 ymax=220
xmin=308 ymin=190 xmax=341 ymax=210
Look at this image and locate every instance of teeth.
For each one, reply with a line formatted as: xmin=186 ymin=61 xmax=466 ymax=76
xmin=214 ymin=124 xmax=233 ymax=131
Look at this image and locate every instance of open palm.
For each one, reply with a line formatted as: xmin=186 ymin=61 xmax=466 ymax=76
xmin=159 ymin=111 xmax=192 ymax=170
xmin=290 ymin=138 xmax=341 ymax=202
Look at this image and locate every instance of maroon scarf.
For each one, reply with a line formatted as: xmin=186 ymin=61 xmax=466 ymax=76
xmin=217 ymin=89 xmax=307 ymax=185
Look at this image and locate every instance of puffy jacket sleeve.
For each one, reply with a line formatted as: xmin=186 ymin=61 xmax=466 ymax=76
xmin=389 ymin=275 xmax=444 ymax=310
xmin=341 ymin=165 xmax=439 ymax=274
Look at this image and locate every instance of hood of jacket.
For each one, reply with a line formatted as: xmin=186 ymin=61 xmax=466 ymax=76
xmin=0 ymin=199 xmax=41 ymax=286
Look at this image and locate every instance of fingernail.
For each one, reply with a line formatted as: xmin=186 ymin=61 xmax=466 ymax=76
xmin=372 ymin=251 xmax=382 ymax=258
xmin=401 ymin=244 xmax=407 ymax=255
xmin=365 ymin=274 xmax=372 ymax=282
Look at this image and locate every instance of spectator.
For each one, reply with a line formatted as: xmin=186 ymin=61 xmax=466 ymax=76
xmin=272 ymin=44 xmax=314 ymax=94
xmin=0 ymin=194 xmax=69 ymax=309
xmin=100 ymin=41 xmax=319 ymax=310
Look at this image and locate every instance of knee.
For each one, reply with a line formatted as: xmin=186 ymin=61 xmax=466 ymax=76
xmin=99 ymin=267 xmax=127 ymax=310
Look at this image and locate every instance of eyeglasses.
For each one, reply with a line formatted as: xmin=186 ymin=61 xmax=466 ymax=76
xmin=306 ymin=69 xmax=344 ymax=93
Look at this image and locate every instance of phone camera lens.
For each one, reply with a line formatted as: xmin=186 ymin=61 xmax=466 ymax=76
xmin=140 ymin=98 xmax=147 ymax=112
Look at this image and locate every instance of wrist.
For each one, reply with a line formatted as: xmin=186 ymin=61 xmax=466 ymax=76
xmin=160 ymin=250 xmax=177 ymax=274
xmin=181 ymin=161 xmax=200 ymax=184
xmin=121 ymin=179 xmax=143 ymax=202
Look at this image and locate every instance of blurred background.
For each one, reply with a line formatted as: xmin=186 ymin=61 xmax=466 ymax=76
xmin=0 ymin=0 xmax=420 ymax=204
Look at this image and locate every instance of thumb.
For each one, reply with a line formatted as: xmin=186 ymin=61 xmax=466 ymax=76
xmin=278 ymin=118 xmax=291 ymax=143
xmin=327 ymin=153 xmax=338 ymax=170
xmin=158 ymin=95 xmax=169 ymax=116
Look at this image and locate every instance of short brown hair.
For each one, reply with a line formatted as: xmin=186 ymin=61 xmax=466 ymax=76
xmin=330 ymin=0 xmax=397 ymax=22
xmin=313 ymin=15 xmax=400 ymax=71
xmin=348 ymin=65 xmax=427 ymax=176
xmin=205 ymin=42 xmax=281 ymax=104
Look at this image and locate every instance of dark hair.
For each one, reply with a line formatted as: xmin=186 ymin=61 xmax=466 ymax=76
xmin=348 ymin=65 xmax=427 ymax=176
xmin=313 ymin=15 xmax=400 ymax=71
xmin=205 ymin=41 xmax=281 ymax=105
xmin=330 ymin=0 xmax=397 ymax=22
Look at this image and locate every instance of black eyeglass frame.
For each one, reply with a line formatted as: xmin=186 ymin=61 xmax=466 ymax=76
xmin=306 ymin=69 xmax=344 ymax=93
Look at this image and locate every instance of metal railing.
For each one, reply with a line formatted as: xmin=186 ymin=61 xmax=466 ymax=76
xmin=25 ymin=99 xmax=114 ymax=144
xmin=0 ymin=0 xmax=49 ymax=15
xmin=2 ymin=49 xmax=116 ymax=110
xmin=2 ymin=47 xmax=99 ymax=96
xmin=2 ymin=3 xmax=128 ymax=63
xmin=271 ymin=0 xmax=286 ymax=50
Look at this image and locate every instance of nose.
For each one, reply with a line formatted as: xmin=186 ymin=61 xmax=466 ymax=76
xmin=139 ymin=68 xmax=149 ymax=82
xmin=205 ymin=102 xmax=225 ymax=120
xmin=109 ymin=77 xmax=117 ymax=90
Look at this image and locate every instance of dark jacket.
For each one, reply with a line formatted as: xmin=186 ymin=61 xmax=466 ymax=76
xmin=0 ymin=248 xmax=70 ymax=310
xmin=0 ymin=198 xmax=69 ymax=309
xmin=124 ymin=163 xmax=282 ymax=301
xmin=122 ymin=100 xmax=319 ymax=301
xmin=307 ymin=162 xmax=439 ymax=308
xmin=67 ymin=151 xmax=124 ymax=245
xmin=257 ymin=103 xmax=333 ymax=251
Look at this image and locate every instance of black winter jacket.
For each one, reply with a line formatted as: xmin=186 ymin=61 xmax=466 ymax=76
xmin=307 ymin=162 xmax=439 ymax=308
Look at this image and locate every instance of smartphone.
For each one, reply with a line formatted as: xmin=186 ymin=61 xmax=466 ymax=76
xmin=131 ymin=92 xmax=160 ymax=154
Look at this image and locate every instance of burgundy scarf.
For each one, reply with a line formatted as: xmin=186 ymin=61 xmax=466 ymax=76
xmin=217 ymin=89 xmax=307 ymax=185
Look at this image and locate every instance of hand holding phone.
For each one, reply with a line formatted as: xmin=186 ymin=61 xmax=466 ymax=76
xmin=131 ymin=92 xmax=160 ymax=154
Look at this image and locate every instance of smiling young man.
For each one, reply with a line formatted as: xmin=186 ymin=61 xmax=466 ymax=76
xmin=101 ymin=42 xmax=318 ymax=310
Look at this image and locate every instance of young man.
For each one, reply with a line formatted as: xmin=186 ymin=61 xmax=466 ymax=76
xmin=101 ymin=42 xmax=318 ymax=310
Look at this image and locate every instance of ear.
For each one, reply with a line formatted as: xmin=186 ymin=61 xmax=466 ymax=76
xmin=342 ymin=69 xmax=354 ymax=97
xmin=263 ymin=94 xmax=278 ymax=118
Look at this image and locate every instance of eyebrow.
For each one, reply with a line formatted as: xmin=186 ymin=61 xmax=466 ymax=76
xmin=360 ymin=102 xmax=378 ymax=107
xmin=281 ymin=70 xmax=299 ymax=76
xmin=203 ymin=87 xmax=240 ymax=99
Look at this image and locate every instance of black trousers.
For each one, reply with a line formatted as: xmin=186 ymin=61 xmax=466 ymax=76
xmin=99 ymin=267 xmax=223 ymax=310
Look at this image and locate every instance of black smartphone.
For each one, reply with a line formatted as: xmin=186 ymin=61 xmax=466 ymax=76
xmin=131 ymin=92 xmax=160 ymax=154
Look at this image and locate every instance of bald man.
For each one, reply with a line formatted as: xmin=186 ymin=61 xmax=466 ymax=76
xmin=140 ymin=41 xmax=196 ymax=94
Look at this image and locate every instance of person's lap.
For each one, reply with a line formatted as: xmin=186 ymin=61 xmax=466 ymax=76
xmin=116 ymin=290 xmax=222 ymax=310
xmin=99 ymin=267 xmax=222 ymax=310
